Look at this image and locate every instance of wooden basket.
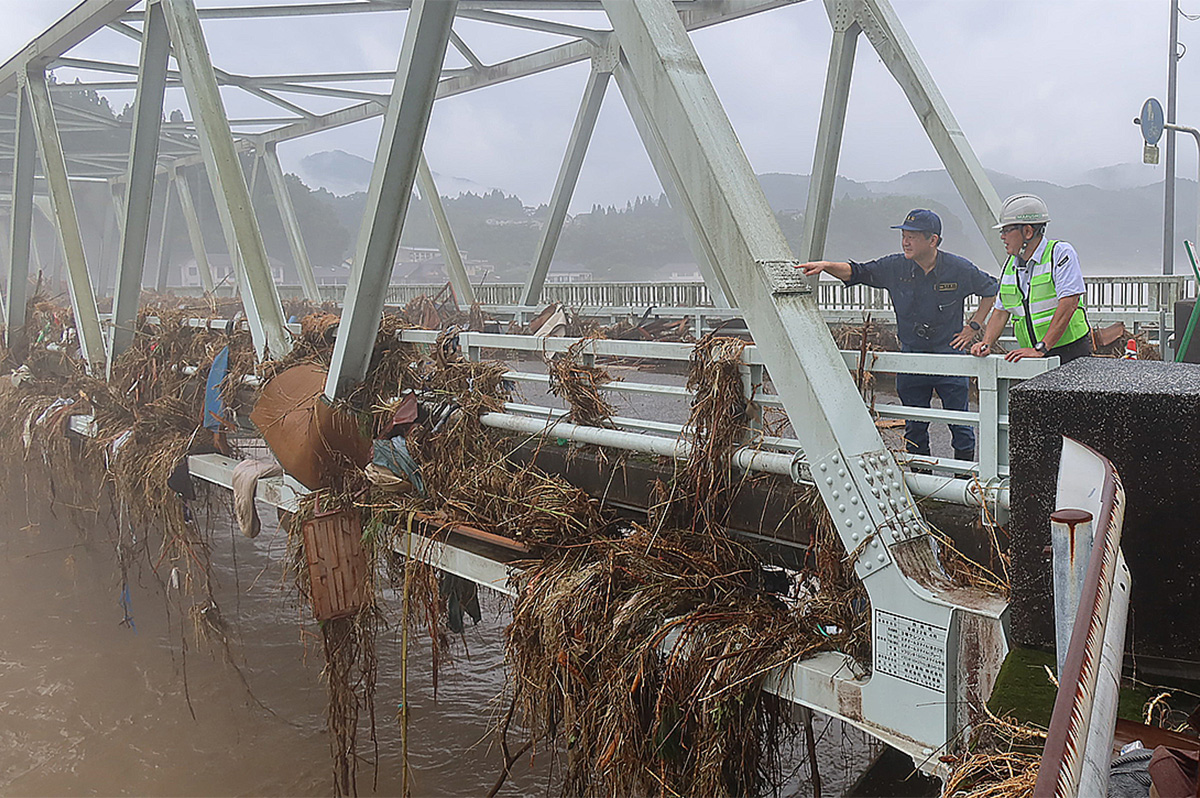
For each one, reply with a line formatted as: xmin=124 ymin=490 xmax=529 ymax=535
xmin=301 ymin=508 xmax=367 ymax=622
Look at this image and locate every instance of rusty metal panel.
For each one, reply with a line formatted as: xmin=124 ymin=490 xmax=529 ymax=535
xmin=302 ymin=509 xmax=367 ymax=622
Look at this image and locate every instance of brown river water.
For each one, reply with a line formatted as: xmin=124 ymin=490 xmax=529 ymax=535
xmin=0 ymin=482 xmax=879 ymax=797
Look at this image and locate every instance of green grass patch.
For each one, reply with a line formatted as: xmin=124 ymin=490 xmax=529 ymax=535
xmin=987 ymin=647 xmax=1154 ymax=727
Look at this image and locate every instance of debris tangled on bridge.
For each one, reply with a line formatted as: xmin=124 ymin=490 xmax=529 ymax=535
xmin=5 ymin=1 xmax=1182 ymax=796
xmin=0 ymin=289 xmax=1018 ymax=795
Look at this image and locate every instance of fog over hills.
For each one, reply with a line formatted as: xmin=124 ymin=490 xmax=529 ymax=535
xmin=758 ymin=167 xmax=1190 ymax=275
xmin=298 ymin=149 xmax=498 ymax=199
xmin=296 ymin=148 xmax=1190 ymax=277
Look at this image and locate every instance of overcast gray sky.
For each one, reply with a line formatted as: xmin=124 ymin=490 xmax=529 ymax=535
xmin=1 ymin=0 xmax=1196 ymax=210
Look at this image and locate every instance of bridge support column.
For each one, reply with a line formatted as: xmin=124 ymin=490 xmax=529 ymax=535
xmin=417 ymin=153 xmax=473 ymax=307
xmin=800 ymin=0 xmax=859 ymax=262
xmin=262 ymin=142 xmax=320 ymax=304
xmin=521 ymin=61 xmax=610 ymax=307
xmin=173 ymin=167 xmax=215 ymax=293
xmin=5 ymin=84 xmax=36 ymax=349
xmin=24 ymin=69 xmax=105 ymax=372
xmin=325 ymin=0 xmax=458 ymax=399
xmin=110 ymin=0 xmax=170 ymax=366
xmin=162 ymin=0 xmax=288 ymax=359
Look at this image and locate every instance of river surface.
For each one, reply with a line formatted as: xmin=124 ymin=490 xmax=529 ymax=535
xmin=0 ymin=478 xmax=880 ymax=797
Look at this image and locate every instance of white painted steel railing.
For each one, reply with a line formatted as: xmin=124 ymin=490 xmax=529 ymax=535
xmin=397 ymin=329 xmax=1053 ymax=509
xmin=359 ymin=275 xmax=1196 ymax=318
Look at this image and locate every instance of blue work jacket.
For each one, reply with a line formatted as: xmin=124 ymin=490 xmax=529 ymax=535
xmin=847 ymin=251 xmax=999 ymax=352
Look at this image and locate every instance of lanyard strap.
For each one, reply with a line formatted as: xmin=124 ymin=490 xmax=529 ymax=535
xmin=1016 ymin=242 xmax=1055 ymax=346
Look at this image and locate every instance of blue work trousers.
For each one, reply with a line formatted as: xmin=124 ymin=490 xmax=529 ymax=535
xmin=894 ymin=371 xmax=975 ymax=459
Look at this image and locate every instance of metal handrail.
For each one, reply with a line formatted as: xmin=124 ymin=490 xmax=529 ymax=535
xmin=359 ymin=275 xmax=1198 ymax=315
xmin=398 ymin=329 xmax=1051 ymax=490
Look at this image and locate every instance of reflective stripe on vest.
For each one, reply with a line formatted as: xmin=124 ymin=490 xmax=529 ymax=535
xmin=998 ymin=239 xmax=1089 ymax=349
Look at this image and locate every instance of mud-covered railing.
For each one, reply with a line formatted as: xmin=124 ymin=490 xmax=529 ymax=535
xmin=1034 ymin=438 xmax=1132 ymax=798
xmin=397 ymin=329 xmax=1052 ymax=509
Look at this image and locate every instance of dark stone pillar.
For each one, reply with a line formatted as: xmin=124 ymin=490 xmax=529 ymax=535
xmin=1009 ymin=358 xmax=1200 ymax=669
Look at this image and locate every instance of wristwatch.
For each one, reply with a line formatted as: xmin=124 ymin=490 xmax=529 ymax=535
xmin=1034 ymin=341 xmax=1048 ymax=354
xmin=968 ymin=320 xmax=982 ymax=332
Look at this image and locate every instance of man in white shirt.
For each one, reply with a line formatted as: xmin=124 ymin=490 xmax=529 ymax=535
xmin=971 ymin=194 xmax=1091 ymax=363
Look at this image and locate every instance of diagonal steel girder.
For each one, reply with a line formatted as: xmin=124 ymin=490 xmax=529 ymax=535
xmin=803 ymin=0 xmax=1003 ymax=265
xmin=155 ymin=174 xmax=176 ymax=293
xmin=5 ymin=87 xmax=36 ymax=348
xmin=521 ymin=59 xmax=611 ymax=307
xmin=171 ymin=166 xmax=216 ymax=293
xmin=612 ymin=53 xmax=731 ymax=308
xmin=161 ymin=0 xmax=289 ymax=359
xmin=261 ymin=142 xmax=320 ymax=303
xmin=416 ymin=153 xmax=474 ymax=307
xmin=601 ymin=0 xmax=1002 ymax=753
xmin=109 ymin=0 xmax=171 ymax=367
xmin=799 ymin=0 xmax=857 ymax=262
xmin=325 ymin=0 xmax=459 ymax=399
xmin=24 ymin=70 xmax=106 ymax=372
xmin=857 ymin=0 xmax=1004 ymax=264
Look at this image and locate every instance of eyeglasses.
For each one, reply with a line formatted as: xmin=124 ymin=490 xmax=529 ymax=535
xmin=999 ymin=225 xmax=1023 ymax=236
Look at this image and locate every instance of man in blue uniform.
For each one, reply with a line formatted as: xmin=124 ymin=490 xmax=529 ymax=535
xmin=798 ymin=209 xmax=998 ymax=463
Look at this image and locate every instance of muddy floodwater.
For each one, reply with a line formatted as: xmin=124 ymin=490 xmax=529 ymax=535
xmin=1 ymin=483 xmax=880 ymax=797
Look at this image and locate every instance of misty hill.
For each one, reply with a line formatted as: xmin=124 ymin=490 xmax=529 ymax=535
xmin=292 ymin=146 xmax=1189 ymax=279
xmin=296 ymin=150 xmax=373 ymax=196
xmin=32 ymin=87 xmax=1189 ymax=291
xmin=1079 ymin=163 xmax=1162 ymax=191
xmin=298 ymin=149 xmax=497 ymax=198
xmin=170 ymin=167 xmax=1191 ymax=288
xmin=758 ymin=168 xmax=1190 ymax=275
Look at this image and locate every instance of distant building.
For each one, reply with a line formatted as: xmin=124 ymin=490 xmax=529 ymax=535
xmin=180 ymin=255 xmax=286 ymax=288
xmin=314 ymin=261 xmax=352 ymax=286
xmin=545 ymin=269 xmax=593 ymax=284
xmin=652 ymin=263 xmax=702 ymax=282
xmin=397 ymin=246 xmax=439 ymax=263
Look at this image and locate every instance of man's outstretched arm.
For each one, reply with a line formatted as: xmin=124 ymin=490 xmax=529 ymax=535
xmin=797 ymin=261 xmax=853 ymax=281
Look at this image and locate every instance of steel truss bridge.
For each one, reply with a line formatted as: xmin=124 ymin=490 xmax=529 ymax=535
xmin=2 ymin=1 xmax=1130 ymax=791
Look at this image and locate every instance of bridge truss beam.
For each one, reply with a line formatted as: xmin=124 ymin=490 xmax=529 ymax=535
xmin=161 ymin=0 xmax=289 ymax=359
xmin=601 ymin=0 xmax=1003 ymax=755
xmin=25 ymin=69 xmax=106 ymax=372
xmin=261 ymin=142 xmax=321 ymax=303
xmin=521 ymin=59 xmax=610 ymax=307
xmin=110 ymin=1 xmax=170 ymax=366
xmin=804 ymin=0 xmax=1004 ymax=266
xmin=325 ymin=0 xmax=459 ymax=398
xmin=172 ymin=166 xmax=216 ymax=293
xmin=5 ymin=86 xmax=36 ymax=347
xmin=0 ymin=0 xmax=1019 ymax=764
xmin=416 ymin=152 xmax=474 ymax=307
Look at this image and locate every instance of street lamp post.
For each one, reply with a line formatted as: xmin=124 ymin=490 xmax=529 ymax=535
xmin=1137 ymin=102 xmax=1200 ymax=257
xmin=1164 ymin=121 xmax=1200 ymax=253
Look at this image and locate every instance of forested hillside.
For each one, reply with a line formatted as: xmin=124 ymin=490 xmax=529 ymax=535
xmin=24 ymin=85 xmax=1181 ymax=288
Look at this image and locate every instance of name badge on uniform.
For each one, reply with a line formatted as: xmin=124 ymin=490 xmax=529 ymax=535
xmin=936 ymin=282 xmax=958 ymax=292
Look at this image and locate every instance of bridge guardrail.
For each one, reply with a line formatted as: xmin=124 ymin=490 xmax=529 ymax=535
xmin=397 ymin=329 xmax=1051 ymax=497
xmin=366 ymin=275 xmax=1195 ymax=319
xmin=1035 ymin=439 xmax=1130 ymax=798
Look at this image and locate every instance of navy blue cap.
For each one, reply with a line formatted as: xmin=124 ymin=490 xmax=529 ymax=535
xmin=891 ymin=209 xmax=941 ymax=236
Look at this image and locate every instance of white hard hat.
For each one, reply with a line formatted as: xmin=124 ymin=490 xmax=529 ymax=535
xmin=993 ymin=193 xmax=1050 ymax=229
